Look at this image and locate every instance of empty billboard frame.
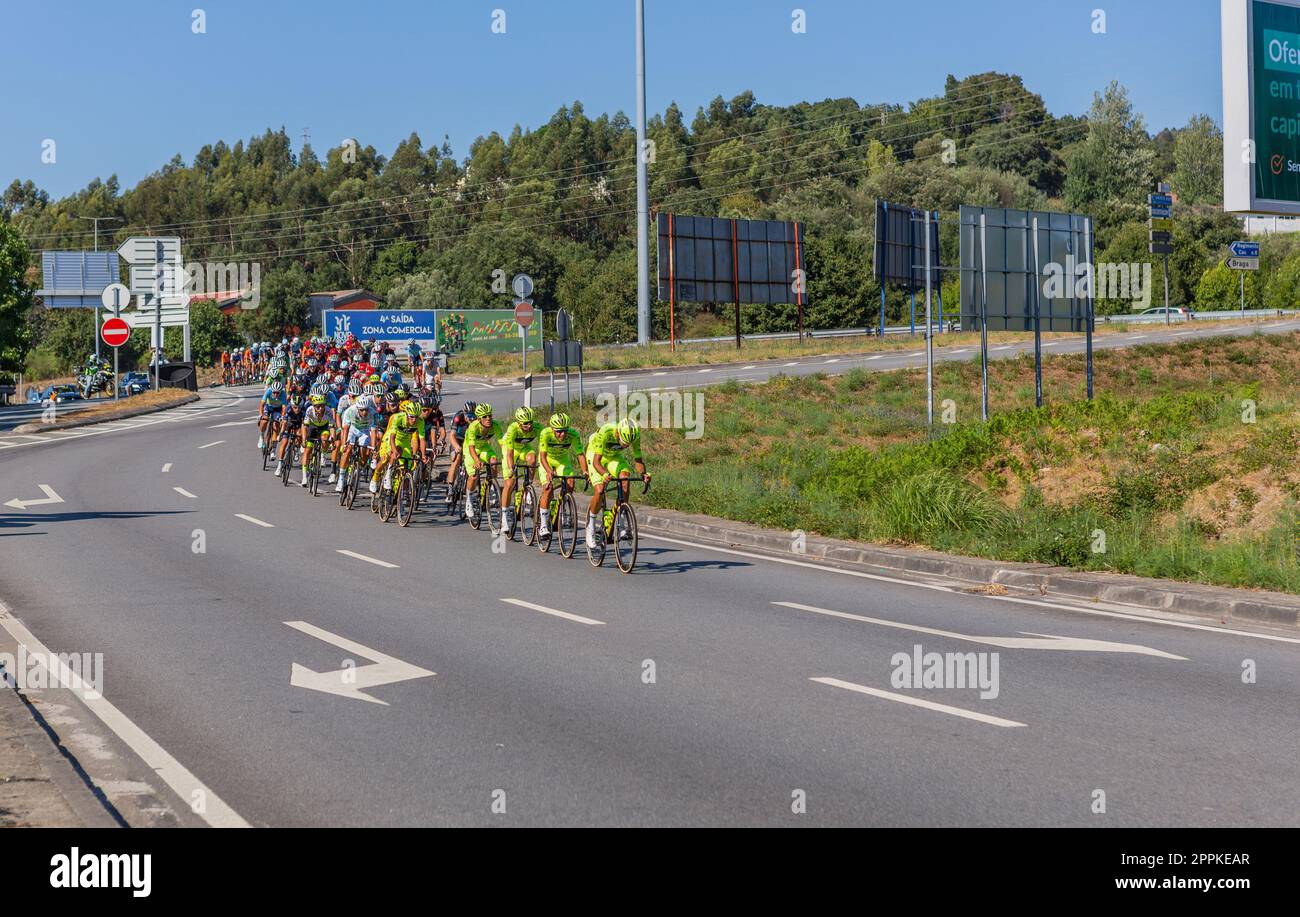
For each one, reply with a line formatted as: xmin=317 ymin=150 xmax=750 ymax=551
xmin=656 ymin=213 xmax=809 ymax=347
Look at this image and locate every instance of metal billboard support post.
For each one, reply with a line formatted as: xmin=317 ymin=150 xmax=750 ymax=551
xmin=934 ymin=212 xmax=944 ymax=333
xmin=979 ymin=214 xmax=990 ymax=422
xmin=1084 ymin=217 xmax=1095 ymax=401
xmin=1163 ymin=254 xmax=1170 ymax=325
xmin=1241 ymin=270 xmax=1245 ymax=317
xmin=183 ymin=322 xmax=191 ymax=363
xmin=634 ymin=0 xmax=650 ymax=346
xmin=565 ymin=366 xmax=572 ymax=406
xmin=879 ymin=202 xmax=888 ymax=337
xmin=550 ymin=369 xmax=556 ymax=412
xmin=1031 ymin=216 xmax=1043 ymax=409
xmin=924 ymin=210 xmax=934 ymax=429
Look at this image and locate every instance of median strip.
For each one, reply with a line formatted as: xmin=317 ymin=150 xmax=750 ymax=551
xmin=500 ymin=597 xmax=605 ymax=626
xmin=810 ymin=677 xmax=1026 ymax=728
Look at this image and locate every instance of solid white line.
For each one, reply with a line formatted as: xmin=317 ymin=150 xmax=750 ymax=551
xmin=950 ymin=349 xmax=970 ymax=354
xmin=698 ymin=368 xmax=712 ymax=373
xmin=603 ymin=376 xmax=618 ymax=381
xmin=742 ymin=365 xmax=757 ymax=369
xmin=639 ymin=532 xmax=1300 ymax=645
xmin=336 ymin=549 xmax=398 ymax=569
xmin=500 ymin=597 xmax=605 ymax=626
xmin=784 ymin=362 xmax=799 ymax=367
xmin=173 ymin=487 xmax=197 ymax=498
xmin=0 ymin=598 xmax=251 ymax=827
xmin=811 ymin=677 xmax=1026 ymax=728
xmin=823 ymin=358 xmax=840 ymax=364
xmin=866 ymin=355 xmax=883 ymax=361
xmin=161 ymin=463 xmax=172 ymax=473
xmin=652 ymin=372 xmax=667 ymax=377
xmin=198 ymin=440 xmax=225 ymax=449
xmin=234 ymin=513 xmax=274 ymax=528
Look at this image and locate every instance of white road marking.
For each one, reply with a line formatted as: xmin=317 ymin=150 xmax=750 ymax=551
xmin=284 ymin=620 xmax=434 ymax=705
xmin=823 ymin=359 xmax=840 ymax=364
xmin=811 ymin=677 xmax=1026 ymax=728
xmin=639 ymin=532 xmax=1300 ymax=645
xmin=198 ymin=440 xmax=225 ymax=449
xmin=500 ymin=597 xmax=605 ymax=626
xmin=209 ymin=420 xmax=256 ymax=428
xmin=161 ymin=463 xmax=172 ymax=473
xmin=867 ymin=355 xmax=884 ymax=361
xmin=784 ymin=362 xmax=799 ymax=367
xmin=1043 ymin=341 xmax=1059 ymax=347
xmin=698 ymin=368 xmax=712 ymax=374
xmin=234 ymin=513 xmax=274 ymax=528
xmin=950 ymin=349 xmax=970 ymax=354
xmin=774 ymin=601 xmax=1184 ymax=659
xmin=652 ymin=372 xmax=667 ymax=377
xmin=336 ymin=549 xmax=398 ymax=569
xmin=603 ymin=376 xmax=618 ymax=381
xmin=173 ymin=487 xmax=197 ymax=499
xmin=742 ymin=365 xmax=757 ymax=369
xmin=4 ymin=485 xmax=64 ymax=510
xmin=0 ymin=599 xmax=250 ymax=827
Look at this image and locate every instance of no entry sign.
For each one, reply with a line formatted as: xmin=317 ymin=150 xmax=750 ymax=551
xmin=101 ymin=316 xmax=131 ymax=348
xmin=514 ymin=301 xmax=535 ymax=328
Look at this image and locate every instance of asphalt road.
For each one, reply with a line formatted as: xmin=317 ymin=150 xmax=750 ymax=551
xmin=2 ymin=322 xmax=1299 ymax=827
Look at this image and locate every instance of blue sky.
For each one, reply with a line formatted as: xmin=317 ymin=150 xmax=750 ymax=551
xmin=2 ymin=0 xmax=1223 ymax=199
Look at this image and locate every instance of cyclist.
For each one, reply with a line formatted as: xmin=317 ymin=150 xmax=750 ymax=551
xmin=336 ymin=395 xmax=378 ymax=494
xmin=408 ymin=338 xmax=422 ymax=383
xmin=462 ymin=403 xmax=503 ymax=520
xmin=421 ymin=349 xmax=441 ymax=394
xmin=298 ymin=393 xmax=333 ymax=488
xmin=500 ymin=405 xmax=541 ymax=533
xmin=585 ymin=418 xmax=650 ymax=548
xmin=277 ymin=392 xmax=308 ymax=477
xmin=220 ymin=350 xmax=232 ymax=385
xmin=258 ymin=379 xmax=288 ymax=453
xmin=371 ymin=397 xmax=426 ymax=495
xmin=417 ymin=390 xmax=444 ymax=462
xmin=443 ymin=401 xmax=476 ymax=503
xmin=537 ymin=412 xmax=588 ymax=539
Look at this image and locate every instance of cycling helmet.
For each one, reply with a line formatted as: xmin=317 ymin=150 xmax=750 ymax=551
xmin=392 ymin=385 xmax=409 ymax=400
xmin=400 ymin=400 xmax=419 ymax=421
xmin=347 ymin=381 xmax=361 ymax=397
xmin=463 ymin=401 xmax=477 ymax=415
xmin=310 ymin=393 xmax=326 ymax=406
xmin=418 ymin=391 xmax=437 ymax=409
xmin=514 ymin=406 xmax=536 ymax=425
xmin=617 ymin=418 xmax=639 ymax=445
xmin=384 ymin=392 xmax=400 ymax=410
xmin=368 ymin=374 xmax=381 ymax=384
xmin=270 ymin=380 xmax=285 ymax=394
xmin=549 ymin=412 xmax=570 ymax=430
xmin=311 ymin=383 xmax=328 ymax=395
xmin=474 ymin=403 xmax=493 ymax=418
xmin=355 ymin=396 xmax=374 ymax=414
xmin=338 ymin=360 xmax=349 ymax=371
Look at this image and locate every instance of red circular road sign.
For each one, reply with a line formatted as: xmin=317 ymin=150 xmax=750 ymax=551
xmin=101 ymin=317 xmax=131 ymax=348
xmin=514 ymin=301 xmax=535 ymax=328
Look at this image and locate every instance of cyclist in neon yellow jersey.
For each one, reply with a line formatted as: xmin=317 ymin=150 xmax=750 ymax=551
xmin=499 ymin=405 xmax=541 ymax=533
xmin=463 ymin=403 xmax=504 ymax=520
xmin=585 ymin=417 xmax=650 ymax=548
xmin=537 ymin=412 xmax=587 ymax=539
xmin=371 ymin=399 xmax=426 ymax=494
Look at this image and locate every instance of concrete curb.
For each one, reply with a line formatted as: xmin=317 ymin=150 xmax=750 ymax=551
xmin=12 ymin=392 xmax=200 ymax=435
xmin=639 ymin=507 xmax=1300 ymax=629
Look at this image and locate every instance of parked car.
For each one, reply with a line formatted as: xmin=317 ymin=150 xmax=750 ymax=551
xmin=119 ymin=372 xmax=151 ymax=396
xmin=41 ymin=384 xmax=84 ymax=404
xmin=1138 ymin=306 xmax=1195 ymax=321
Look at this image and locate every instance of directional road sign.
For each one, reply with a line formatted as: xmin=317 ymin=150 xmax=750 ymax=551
xmin=1225 ymin=257 xmax=1260 ymax=271
xmin=511 ymin=273 xmax=534 ymax=299
xmin=1229 ymin=241 xmax=1260 ymax=259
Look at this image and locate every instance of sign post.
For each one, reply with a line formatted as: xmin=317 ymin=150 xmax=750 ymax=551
xmin=1149 ymin=187 xmax=1174 ymax=324
xmin=514 ymin=299 xmax=535 ymax=373
xmin=101 ymin=283 xmax=131 ymax=403
xmin=1227 ymin=241 xmax=1261 ymax=317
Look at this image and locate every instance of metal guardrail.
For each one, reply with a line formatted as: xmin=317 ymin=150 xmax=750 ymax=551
xmin=1102 ymin=308 xmax=1298 ymax=325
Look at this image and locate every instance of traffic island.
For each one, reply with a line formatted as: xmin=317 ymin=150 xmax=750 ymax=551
xmin=12 ymin=390 xmax=199 ymax=435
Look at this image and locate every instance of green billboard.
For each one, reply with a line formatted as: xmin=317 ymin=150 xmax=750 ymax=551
xmin=434 ymin=309 xmax=542 ymax=354
xmin=1225 ymin=0 xmax=1300 ymax=213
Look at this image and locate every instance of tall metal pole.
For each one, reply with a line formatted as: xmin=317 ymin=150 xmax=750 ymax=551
xmin=979 ymin=214 xmax=990 ymax=422
xmin=154 ymin=240 xmax=164 ymax=392
xmin=1084 ymin=217 xmax=1095 ymax=401
xmin=1163 ymin=254 xmax=1170 ymax=325
xmin=634 ymin=0 xmax=650 ymax=346
xmin=1031 ymin=216 xmax=1043 ymax=409
xmin=924 ymin=210 xmax=934 ymax=428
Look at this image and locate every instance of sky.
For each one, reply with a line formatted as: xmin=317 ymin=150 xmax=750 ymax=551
xmin=1 ymin=0 xmax=1224 ymax=200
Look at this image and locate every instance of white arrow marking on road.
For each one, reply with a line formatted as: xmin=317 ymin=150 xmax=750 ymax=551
xmin=284 ymin=620 xmax=434 ymax=705
xmin=775 ymin=602 xmax=1185 ymax=659
xmin=4 ymin=485 xmax=64 ymax=510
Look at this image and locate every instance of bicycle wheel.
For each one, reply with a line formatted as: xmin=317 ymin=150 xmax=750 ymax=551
xmin=398 ymin=473 xmax=416 ymax=527
xmin=520 ymin=486 xmax=537 ymax=546
xmin=586 ymin=510 xmax=606 ymax=567
xmin=280 ymin=445 xmax=295 ymax=486
xmin=558 ymin=493 xmax=577 ymax=558
xmin=344 ymin=464 xmax=359 ymax=509
xmin=468 ymin=479 xmax=484 ymax=530
xmin=614 ymin=503 xmax=639 ymax=573
xmin=261 ymin=435 xmax=272 ymax=471
xmin=487 ymin=479 xmax=502 ymax=536
xmin=309 ymin=452 xmax=320 ymax=496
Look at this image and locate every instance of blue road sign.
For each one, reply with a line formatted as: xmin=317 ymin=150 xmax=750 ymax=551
xmin=1149 ymin=206 xmax=1172 ymax=219
xmin=1149 ymin=194 xmax=1173 ymax=207
xmin=1230 ymin=241 xmax=1260 ymax=258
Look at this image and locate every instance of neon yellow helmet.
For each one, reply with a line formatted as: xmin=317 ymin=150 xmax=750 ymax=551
xmin=474 ymin=402 xmax=493 ymax=418
xmin=514 ymin=406 xmax=535 ymax=424
xmin=309 ymin=393 xmax=326 ymax=406
xmin=549 ymin=412 xmax=570 ymax=430
xmin=617 ymin=417 xmax=639 ymax=445
xmin=400 ymin=399 xmax=417 ymax=419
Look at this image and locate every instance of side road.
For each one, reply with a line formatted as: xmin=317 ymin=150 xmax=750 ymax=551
xmin=640 ymin=507 xmax=1300 ymax=629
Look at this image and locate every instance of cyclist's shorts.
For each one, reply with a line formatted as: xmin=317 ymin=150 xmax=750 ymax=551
xmin=379 ymin=439 xmax=414 ymax=462
xmin=347 ymin=426 xmax=372 ymax=447
xmin=465 ymin=443 xmax=500 ymax=476
xmin=505 ymin=445 xmax=536 ymax=468
xmin=540 ymin=458 xmax=578 ymax=482
xmin=305 ymin=425 xmax=328 ymax=443
xmin=263 ymin=406 xmax=284 ymax=420
xmin=588 ymin=455 xmax=632 ymax=485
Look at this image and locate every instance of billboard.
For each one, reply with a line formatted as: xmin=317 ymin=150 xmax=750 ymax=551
xmin=1223 ymin=0 xmax=1300 ymax=214
xmin=435 ymin=310 xmax=542 ymax=354
xmin=324 ymin=309 xmax=437 ymax=343
xmin=36 ymin=251 xmax=120 ymax=308
xmin=656 ymin=214 xmax=808 ymax=305
xmin=874 ymin=201 xmax=941 ymax=287
xmin=958 ymin=206 xmax=1094 ymax=333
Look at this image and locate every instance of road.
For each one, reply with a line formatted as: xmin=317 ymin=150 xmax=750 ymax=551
xmin=2 ymin=321 xmax=1298 ymax=826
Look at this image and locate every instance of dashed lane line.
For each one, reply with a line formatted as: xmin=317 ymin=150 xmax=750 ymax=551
xmin=500 ymin=597 xmax=605 ymax=626
xmin=235 ymin=513 xmax=274 ymax=528
xmin=173 ymin=487 xmax=197 ymax=499
xmin=810 ymin=678 xmax=1027 ymax=728
xmin=336 ymin=549 xmax=398 ymax=569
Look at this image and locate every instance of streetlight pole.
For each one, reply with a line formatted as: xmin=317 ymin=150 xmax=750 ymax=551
xmin=77 ymin=216 xmax=121 ymax=361
xmin=635 ymin=0 xmax=650 ymax=346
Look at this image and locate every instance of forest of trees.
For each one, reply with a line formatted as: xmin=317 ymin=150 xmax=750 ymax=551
xmin=0 ymin=71 xmax=1262 ymax=374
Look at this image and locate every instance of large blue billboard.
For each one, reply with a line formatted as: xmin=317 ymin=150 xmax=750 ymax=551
xmin=323 ymin=309 xmax=436 ymax=342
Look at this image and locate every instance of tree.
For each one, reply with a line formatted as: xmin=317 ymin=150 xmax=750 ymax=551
xmin=1172 ymin=115 xmax=1223 ymax=205
xmin=0 ymin=222 xmax=36 ymax=374
xmin=238 ymin=263 xmax=309 ymax=341
xmin=386 ymin=269 xmax=458 ymax=311
xmin=186 ymin=300 xmax=242 ymax=366
xmin=1195 ymin=263 xmax=1258 ymax=312
xmin=1064 ymin=82 xmax=1155 ymax=230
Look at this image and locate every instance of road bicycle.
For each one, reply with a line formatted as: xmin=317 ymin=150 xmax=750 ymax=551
xmin=340 ymin=445 xmax=370 ymax=509
xmin=587 ymin=476 xmax=650 ymax=573
xmin=537 ymin=474 xmax=584 ymax=559
xmin=377 ymin=454 xmax=419 ymax=525
xmin=504 ymin=462 xmax=539 ymax=545
xmin=467 ymin=461 xmax=501 ymax=535
xmin=444 ymin=461 xmax=467 ymax=519
xmin=279 ymin=438 xmax=299 ymax=487
xmin=303 ymin=439 xmax=323 ymax=496
xmin=260 ymin=420 xmax=279 ymax=471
